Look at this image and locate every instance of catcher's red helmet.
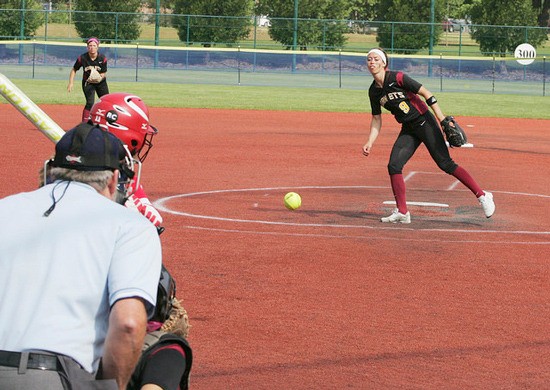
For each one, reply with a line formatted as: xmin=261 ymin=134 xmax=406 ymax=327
xmin=90 ymin=93 xmax=157 ymax=161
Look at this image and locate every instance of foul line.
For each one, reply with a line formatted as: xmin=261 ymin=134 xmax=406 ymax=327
xmin=164 ymin=224 xmax=550 ymax=245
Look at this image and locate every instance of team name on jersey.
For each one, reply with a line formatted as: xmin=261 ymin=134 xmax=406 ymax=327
xmin=380 ymin=91 xmax=406 ymax=106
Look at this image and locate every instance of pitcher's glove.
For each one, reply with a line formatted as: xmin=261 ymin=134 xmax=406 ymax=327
xmin=440 ymin=116 xmax=467 ymax=147
xmin=87 ymin=67 xmax=102 ymax=84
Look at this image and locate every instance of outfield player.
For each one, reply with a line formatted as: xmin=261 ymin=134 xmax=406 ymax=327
xmin=89 ymin=92 xmax=163 ymax=227
xmin=67 ymin=37 xmax=109 ymax=122
xmin=362 ymin=48 xmax=495 ymax=223
xmin=0 ymin=124 xmax=161 ymax=389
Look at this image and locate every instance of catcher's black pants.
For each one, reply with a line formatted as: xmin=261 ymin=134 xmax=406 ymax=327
xmin=81 ymin=79 xmax=109 ymax=111
xmin=387 ymin=112 xmax=458 ymax=175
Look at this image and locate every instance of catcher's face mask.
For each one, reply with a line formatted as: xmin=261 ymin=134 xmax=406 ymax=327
xmin=149 ymin=265 xmax=177 ymax=323
xmin=114 ymin=144 xmax=141 ymax=205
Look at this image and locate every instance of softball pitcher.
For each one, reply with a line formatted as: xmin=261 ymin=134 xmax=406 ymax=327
xmin=362 ymin=48 xmax=495 ymax=223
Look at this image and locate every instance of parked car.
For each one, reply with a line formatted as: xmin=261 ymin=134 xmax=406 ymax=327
xmin=442 ymin=18 xmax=458 ymax=32
xmin=454 ymin=18 xmax=471 ymax=32
xmin=443 ymin=18 xmax=471 ymax=33
xmin=258 ymin=15 xmax=271 ymax=27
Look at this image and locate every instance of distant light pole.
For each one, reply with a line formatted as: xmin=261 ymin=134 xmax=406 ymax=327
xmin=19 ymin=0 xmax=26 ymax=64
xmin=429 ymin=0 xmax=434 ymax=55
xmin=292 ymin=0 xmax=298 ymax=72
xmin=20 ymin=0 xmax=26 ymax=39
xmin=293 ymin=0 xmax=298 ymax=51
xmin=428 ymin=0 xmax=435 ymax=77
xmin=155 ymin=0 xmax=160 ymax=46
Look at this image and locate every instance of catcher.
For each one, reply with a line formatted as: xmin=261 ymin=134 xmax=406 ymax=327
xmin=128 ymin=266 xmax=193 ymax=390
xmin=362 ymin=47 xmax=495 ymax=223
xmin=67 ymin=37 xmax=109 ymax=123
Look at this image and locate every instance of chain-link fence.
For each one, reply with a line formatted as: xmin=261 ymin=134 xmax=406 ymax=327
xmin=1 ymin=8 xmax=549 ymax=56
xmin=0 ymin=41 xmax=547 ymax=96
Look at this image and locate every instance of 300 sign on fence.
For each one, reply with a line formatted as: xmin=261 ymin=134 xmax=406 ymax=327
xmin=514 ymin=43 xmax=537 ymax=66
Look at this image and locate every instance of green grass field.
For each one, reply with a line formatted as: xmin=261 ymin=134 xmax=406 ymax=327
xmin=2 ymin=78 xmax=548 ymax=120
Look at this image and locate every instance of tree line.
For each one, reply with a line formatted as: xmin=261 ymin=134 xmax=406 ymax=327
xmin=1 ymin=0 xmax=548 ymax=55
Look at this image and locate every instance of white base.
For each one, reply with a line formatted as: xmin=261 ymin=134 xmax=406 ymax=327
xmin=383 ymin=201 xmax=449 ymax=208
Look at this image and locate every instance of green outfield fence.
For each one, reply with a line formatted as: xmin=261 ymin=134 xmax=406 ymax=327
xmin=0 ymin=41 xmax=547 ymax=96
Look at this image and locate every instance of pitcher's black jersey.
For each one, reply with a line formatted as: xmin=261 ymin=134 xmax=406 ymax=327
xmin=368 ymin=71 xmax=429 ymax=124
xmin=72 ymin=52 xmax=108 ymax=81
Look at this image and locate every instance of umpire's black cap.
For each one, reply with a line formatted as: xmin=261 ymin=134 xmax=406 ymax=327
xmin=52 ymin=123 xmax=127 ymax=171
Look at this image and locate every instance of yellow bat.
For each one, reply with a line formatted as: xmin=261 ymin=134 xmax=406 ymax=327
xmin=0 ymin=72 xmax=65 ymax=143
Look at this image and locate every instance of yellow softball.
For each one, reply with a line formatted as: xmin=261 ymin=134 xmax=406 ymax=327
xmin=284 ymin=192 xmax=302 ymax=210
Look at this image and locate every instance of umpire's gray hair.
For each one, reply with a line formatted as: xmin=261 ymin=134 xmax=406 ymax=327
xmin=49 ymin=167 xmax=114 ymax=192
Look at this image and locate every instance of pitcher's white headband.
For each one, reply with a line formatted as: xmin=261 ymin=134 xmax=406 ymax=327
xmin=367 ymin=49 xmax=387 ymax=66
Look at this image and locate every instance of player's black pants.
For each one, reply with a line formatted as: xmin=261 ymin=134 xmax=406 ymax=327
xmin=387 ymin=112 xmax=458 ymax=175
xmin=81 ymin=79 xmax=109 ymax=110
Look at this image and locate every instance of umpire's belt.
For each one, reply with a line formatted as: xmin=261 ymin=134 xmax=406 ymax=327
xmin=0 ymin=350 xmax=62 ymax=371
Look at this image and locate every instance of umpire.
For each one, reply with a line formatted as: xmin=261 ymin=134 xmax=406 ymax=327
xmin=0 ymin=124 xmax=162 ymax=389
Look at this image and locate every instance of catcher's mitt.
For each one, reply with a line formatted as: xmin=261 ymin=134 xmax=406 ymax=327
xmin=440 ymin=116 xmax=467 ymax=147
xmin=86 ymin=67 xmax=102 ymax=84
xmin=161 ymin=298 xmax=191 ymax=338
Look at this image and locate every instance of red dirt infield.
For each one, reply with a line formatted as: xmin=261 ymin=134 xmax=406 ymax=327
xmin=1 ymin=103 xmax=550 ymax=388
